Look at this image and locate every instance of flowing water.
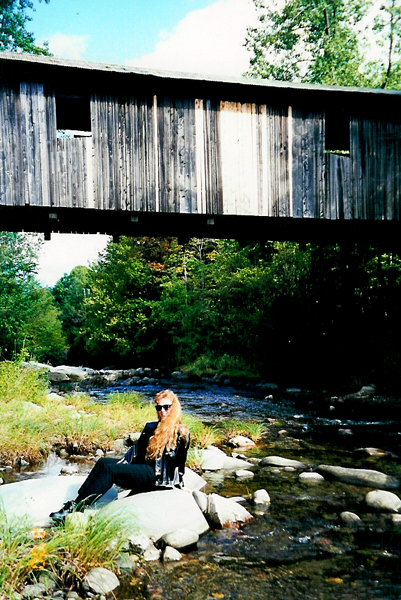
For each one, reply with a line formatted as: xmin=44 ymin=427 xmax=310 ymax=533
xmin=90 ymin=383 xmax=401 ymax=600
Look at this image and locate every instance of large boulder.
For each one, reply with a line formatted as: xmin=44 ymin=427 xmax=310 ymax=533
xmin=316 ymin=465 xmax=400 ymax=490
xmin=0 ymin=475 xmax=117 ymax=527
xmin=101 ymin=488 xmax=209 ymax=539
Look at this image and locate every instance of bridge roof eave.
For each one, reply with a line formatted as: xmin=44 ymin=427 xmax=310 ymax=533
xmin=0 ymin=51 xmax=400 ymax=100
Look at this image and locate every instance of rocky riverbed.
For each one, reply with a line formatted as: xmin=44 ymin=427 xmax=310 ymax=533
xmin=5 ymin=364 xmax=401 ymax=599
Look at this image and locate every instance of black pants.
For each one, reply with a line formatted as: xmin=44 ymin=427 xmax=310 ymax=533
xmin=75 ymin=458 xmax=156 ymax=504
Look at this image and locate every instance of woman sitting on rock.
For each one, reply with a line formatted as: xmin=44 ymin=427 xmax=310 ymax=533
xmin=50 ymin=389 xmax=190 ymax=522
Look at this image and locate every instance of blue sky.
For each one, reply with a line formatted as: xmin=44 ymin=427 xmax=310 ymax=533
xmin=32 ymin=0 xmax=258 ymax=286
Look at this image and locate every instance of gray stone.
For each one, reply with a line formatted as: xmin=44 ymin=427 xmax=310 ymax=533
xmin=317 ymin=465 xmax=400 ymax=490
xmin=298 ymin=472 xmax=325 ymax=483
xmin=193 ymin=490 xmax=208 ymax=513
xmin=101 ymin=488 xmax=209 ymax=540
xmin=252 ymin=489 xmax=271 ymax=505
xmin=365 ymin=490 xmax=401 ymax=512
xmin=143 ymin=544 xmax=161 ymax=561
xmin=0 ymin=475 xmax=117 ymax=527
xmin=163 ymin=546 xmax=182 ymax=562
xmin=22 ymin=583 xmax=46 ymax=598
xmin=229 ymin=435 xmax=255 ymax=448
xmin=83 ymin=567 xmax=119 ymax=595
xmin=206 ymin=493 xmax=253 ymax=528
xmin=259 ymin=456 xmax=306 ymax=469
xmin=114 ymin=552 xmax=138 ymax=572
xmin=127 ymin=533 xmax=154 ymax=553
xmin=160 ymin=528 xmax=199 ymax=550
xmin=235 ymin=469 xmax=254 ymax=480
xmin=201 ymin=448 xmax=252 ymax=471
xmin=340 ymin=511 xmax=361 ymax=524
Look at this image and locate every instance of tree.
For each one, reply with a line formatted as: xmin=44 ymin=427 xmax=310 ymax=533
xmin=82 ymin=238 xmax=162 ymax=367
xmin=369 ymin=0 xmax=401 ymax=89
xmin=245 ymin=0 xmax=401 ymax=88
xmin=23 ymin=285 xmax=67 ymax=363
xmin=0 ymin=0 xmax=50 ymax=54
xmin=52 ymin=266 xmax=91 ymax=364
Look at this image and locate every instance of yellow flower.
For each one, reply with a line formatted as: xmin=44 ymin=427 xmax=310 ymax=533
xmin=29 ymin=544 xmax=47 ymax=570
xmin=31 ymin=527 xmax=46 ymax=540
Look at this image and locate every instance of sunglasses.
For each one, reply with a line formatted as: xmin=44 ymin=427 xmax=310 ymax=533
xmin=155 ymin=404 xmax=172 ymax=412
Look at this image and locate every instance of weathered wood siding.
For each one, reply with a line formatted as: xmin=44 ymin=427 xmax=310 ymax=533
xmin=0 ymin=78 xmax=400 ymax=222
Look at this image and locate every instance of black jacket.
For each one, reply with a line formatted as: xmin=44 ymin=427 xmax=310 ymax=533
xmin=124 ymin=421 xmax=190 ymax=489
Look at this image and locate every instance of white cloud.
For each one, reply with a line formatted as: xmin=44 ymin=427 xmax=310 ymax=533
xmin=47 ymin=33 xmax=89 ymax=60
xmin=126 ymin=0 xmax=258 ymax=77
xmin=36 ymin=234 xmax=110 ymax=288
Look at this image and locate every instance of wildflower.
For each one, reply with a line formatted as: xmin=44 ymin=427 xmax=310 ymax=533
xmin=29 ymin=544 xmax=47 ymax=570
xmin=31 ymin=527 xmax=46 ymax=540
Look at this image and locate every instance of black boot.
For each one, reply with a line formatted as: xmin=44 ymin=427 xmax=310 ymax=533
xmin=49 ymin=499 xmax=83 ymax=523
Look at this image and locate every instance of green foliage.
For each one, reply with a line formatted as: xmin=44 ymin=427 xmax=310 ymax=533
xmin=245 ymin=0 xmax=401 ymax=89
xmin=0 ymin=508 xmax=34 ymax=599
xmin=0 ymin=507 xmax=127 ymax=598
xmin=0 ymin=233 xmax=66 ymax=363
xmin=52 ymin=266 xmax=91 ymax=364
xmin=81 ymin=238 xmax=163 ymax=366
xmin=0 ymin=0 xmax=51 ymax=54
xmin=23 ymin=286 xmax=67 ymax=364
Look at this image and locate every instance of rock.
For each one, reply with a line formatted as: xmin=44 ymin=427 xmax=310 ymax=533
xmin=143 ymin=544 xmax=161 ymax=561
xmin=317 ymin=465 xmax=400 ymax=490
xmin=259 ymin=456 xmax=306 ymax=469
xmin=101 ymin=488 xmax=209 ymax=540
xmin=206 ymin=493 xmax=253 ymax=528
xmin=278 ymin=430 xmax=288 ymax=437
xmin=201 ymin=448 xmax=253 ymax=471
xmin=365 ymin=490 xmax=401 ymax=513
xmin=159 ymin=528 xmax=199 ymax=550
xmin=0 ymin=477 xmax=3 ymax=485
xmin=391 ymin=514 xmax=401 ymax=524
xmin=163 ymin=546 xmax=182 ymax=562
xmin=228 ymin=435 xmax=255 ymax=448
xmin=340 ymin=511 xmax=361 ymax=524
xmin=235 ymin=469 xmax=254 ymax=480
xmin=298 ymin=472 xmax=325 ymax=483
xmin=354 ymin=447 xmax=387 ymax=457
xmin=83 ymin=567 xmax=119 ymax=595
xmin=0 ymin=475 xmax=117 ymax=527
xmin=128 ymin=533 xmax=154 ymax=553
xmin=252 ymin=489 xmax=271 ymax=505
xmin=338 ymin=428 xmax=354 ymax=437
xmin=22 ymin=583 xmax=46 ymax=598
xmin=60 ymin=465 xmax=79 ymax=475
xmin=193 ymin=490 xmax=208 ymax=513
xmin=114 ymin=552 xmax=138 ymax=573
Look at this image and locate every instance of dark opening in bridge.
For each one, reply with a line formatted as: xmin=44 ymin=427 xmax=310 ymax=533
xmin=325 ymin=107 xmax=350 ymax=155
xmin=56 ymin=95 xmax=91 ymax=134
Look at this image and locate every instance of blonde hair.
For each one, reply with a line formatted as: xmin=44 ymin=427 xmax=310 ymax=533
xmin=145 ymin=390 xmax=189 ymax=460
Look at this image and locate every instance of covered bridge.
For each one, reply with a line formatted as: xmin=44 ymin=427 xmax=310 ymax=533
xmin=0 ymin=52 xmax=400 ymax=244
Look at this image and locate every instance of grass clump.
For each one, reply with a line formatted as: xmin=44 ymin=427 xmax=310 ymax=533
xmin=216 ymin=419 xmax=266 ymax=443
xmin=0 ymin=361 xmax=47 ymax=405
xmin=0 ymin=507 xmax=128 ymax=598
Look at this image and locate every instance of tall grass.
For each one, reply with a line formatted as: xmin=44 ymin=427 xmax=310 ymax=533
xmin=216 ymin=419 xmax=266 ymax=442
xmin=0 ymin=507 xmax=128 ymax=598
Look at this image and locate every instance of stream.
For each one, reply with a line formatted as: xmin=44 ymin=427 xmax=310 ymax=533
xmin=98 ymin=383 xmax=401 ymax=600
xmin=13 ymin=382 xmax=401 ymax=599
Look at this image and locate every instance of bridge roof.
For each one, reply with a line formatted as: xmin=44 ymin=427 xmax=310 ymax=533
xmin=0 ymin=51 xmax=400 ymax=101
